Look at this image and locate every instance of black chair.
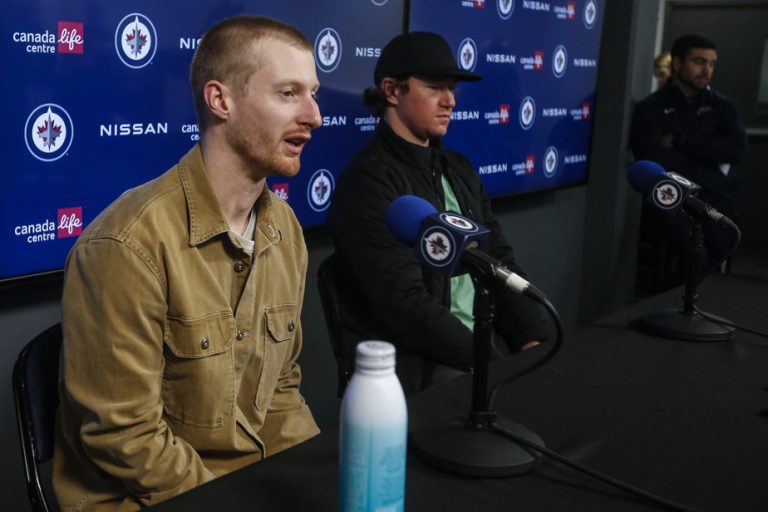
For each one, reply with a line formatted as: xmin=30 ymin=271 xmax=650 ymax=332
xmin=317 ymin=255 xmax=358 ymax=397
xmin=13 ymin=323 xmax=63 ymax=512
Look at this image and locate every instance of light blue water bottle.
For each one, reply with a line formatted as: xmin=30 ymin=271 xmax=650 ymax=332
xmin=339 ymin=341 xmax=407 ymax=512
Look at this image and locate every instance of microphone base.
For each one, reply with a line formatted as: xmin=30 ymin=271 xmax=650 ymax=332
xmin=409 ymin=414 xmax=543 ymax=477
xmin=637 ymin=308 xmax=735 ymax=341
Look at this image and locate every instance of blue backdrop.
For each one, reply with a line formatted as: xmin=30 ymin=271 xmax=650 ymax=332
xmin=410 ymin=0 xmax=604 ymax=196
xmin=1 ymin=0 xmax=603 ymax=282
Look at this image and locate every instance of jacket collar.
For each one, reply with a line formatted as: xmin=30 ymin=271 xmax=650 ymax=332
xmin=377 ymin=120 xmax=445 ymax=173
xmin=177 ymin=144 xmax=279 ymax=249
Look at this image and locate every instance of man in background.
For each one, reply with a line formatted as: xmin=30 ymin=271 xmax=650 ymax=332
xmin=55 ymin=16 xmax=321 ymax=510
xmin=328 ymin=32 xmax=551 ymax=395
xmin=630 ymin=33 xmax=746 ymax=278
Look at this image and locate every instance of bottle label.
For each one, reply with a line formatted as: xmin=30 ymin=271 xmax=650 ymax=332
xmin=339 ymin=422 xmax=406 ymax=512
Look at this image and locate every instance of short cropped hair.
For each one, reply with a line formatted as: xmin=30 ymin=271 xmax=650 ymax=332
xmin=190 ymin=15 xmax=312 ymax=131
xmin=670 ymin=34 xmax=717 ymax=60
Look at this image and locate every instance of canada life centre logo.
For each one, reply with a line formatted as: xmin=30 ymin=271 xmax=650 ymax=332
xmin=115 ymin=13 xmax=157 ymax=69
xmin=24 ymin=103 xmax=74 ymax=162
xmin=552 ymin=45 xmax=568 ymax=78
xmin=315 ymin=28 xmax=342 ymax=73
xmin=584 ymin=0 xmax=598 ymax=29
xmin=307 ymin=169 xmax=335 ymax=212
xmin=519 ymin=96 xmax=536 ymax=130
xmin=458 ymin=38 xmax=478 ymax=72
xmin=543 ymin=146 xmax=559 ymax=178
xmin=497 ymin=0 xmax=515 ymax=19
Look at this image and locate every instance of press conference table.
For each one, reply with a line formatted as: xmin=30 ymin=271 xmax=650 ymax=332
xmin=152 ymin=270 xmax=768 ymax=511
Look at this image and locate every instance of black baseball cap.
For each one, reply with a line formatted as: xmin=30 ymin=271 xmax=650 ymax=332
xmin=374 ymin=32 xmax=483 ymax=85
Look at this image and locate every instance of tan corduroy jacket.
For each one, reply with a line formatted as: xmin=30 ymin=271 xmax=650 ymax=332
xmin=54 ymin=145 xmax=319 ymax=511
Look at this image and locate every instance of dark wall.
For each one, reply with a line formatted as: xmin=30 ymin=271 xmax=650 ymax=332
xmin=0 ymin=1 xmax=670 ymax=509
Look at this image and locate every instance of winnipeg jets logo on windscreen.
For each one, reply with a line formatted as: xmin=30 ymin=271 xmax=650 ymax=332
xmin=424 ymin=231 xmax=452 ymax=261
xmin=652 ymin=180 xmax=682 ymax=210
xmin=115 ymin=13 xmax=157 ymax=68
xmin=440 ymin=213 xmax=479 ymax=233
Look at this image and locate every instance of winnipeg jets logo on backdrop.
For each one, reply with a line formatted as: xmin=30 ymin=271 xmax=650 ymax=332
xmin=421 ymin=227 xmax=455 ymax=266
xmin=552 ymin=45 xmax=568 ymax=78
xmin=543 ymin=146 xmax=559 ymax=177
xmin=519 ymin=96 xmax=536 ymax=130
xmin=583 ymin=0 xmax=598 ymax=29
xmin=315 ymin=28 xmax=342 ymax=73
xmin=25 ymin=103 xmax=74 ymax=162
xmin=497 ymin=0 xmax=515 ymax=19
xmin=458 ymin=38 xmax=478 ymax=72
xmin=115 ymin=13 xmax=157 ymax=68
xmin=307 ymin=169 xmax=335 ymax=212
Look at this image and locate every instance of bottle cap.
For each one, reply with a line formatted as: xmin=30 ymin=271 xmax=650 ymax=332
xmin=355 ymin=341 xmax=396 ymax=371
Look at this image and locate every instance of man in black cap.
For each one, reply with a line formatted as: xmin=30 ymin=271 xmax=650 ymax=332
xmin=327 ymin=32 xmax=551 ymax=394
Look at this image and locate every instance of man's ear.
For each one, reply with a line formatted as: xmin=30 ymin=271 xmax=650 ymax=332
xmin=381 ymin=78 xmax=401 ymax=106
xmin=203 ymin=80 xmax=232 ymax=122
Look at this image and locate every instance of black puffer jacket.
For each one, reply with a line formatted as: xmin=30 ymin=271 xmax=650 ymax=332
xmin=328 ymin=121 xmax=549 ymax=370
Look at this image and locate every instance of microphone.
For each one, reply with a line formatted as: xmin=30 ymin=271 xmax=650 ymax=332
xmin=628 ymin=160 xmax=735 ymax=228
xmin=386 ymin=195 xmax=546 ymax=302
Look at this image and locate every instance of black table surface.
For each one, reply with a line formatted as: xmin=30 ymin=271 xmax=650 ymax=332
xmin=151 ymin=271 xmax=768 ymax=511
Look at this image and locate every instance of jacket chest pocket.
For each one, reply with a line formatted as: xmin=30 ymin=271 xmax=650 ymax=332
xmin=259 ymin=304 xmax=299 ymax=395
xmin=163 ymin=314 xmax=236 ymax=428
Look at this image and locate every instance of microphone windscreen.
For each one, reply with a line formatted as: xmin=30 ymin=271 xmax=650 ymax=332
xmin=628 ymin=160 xmax=665 ymax=194
xmin=386 ymin=195 xmax=437 ymax=245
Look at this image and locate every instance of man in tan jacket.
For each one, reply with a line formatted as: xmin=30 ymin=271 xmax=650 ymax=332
xmin=54 ymin=16 xmax=322 ymax=511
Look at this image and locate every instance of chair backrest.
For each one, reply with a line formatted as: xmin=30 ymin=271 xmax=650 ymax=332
xmin=13 ymin=323 xmax=63 ymax=512
xmin=317 ymin=255 xmax=356 ymax=397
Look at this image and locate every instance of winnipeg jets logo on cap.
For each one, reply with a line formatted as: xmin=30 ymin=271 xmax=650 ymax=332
xmin=115 ymin=13 xmax=157 ymax=69
xmin=552 ymin=45 xmax=568 ymax=78
xmin=25 ymin=103 xmax=74 ymax=162
xmin=315 ymin=28 xmax=342 ymax=73
xmin=544 ymin=146 xmax=558 ymax=177
xmin=497 ymin=0 xmax=515 ymax=19
xmin=583 ymin=0 xmax=598 ymax=29
xmin=458 ymin=38 xmax=478 ymax=72
xmin=652 ymin=180 xmax=683 ymax=210
xmin=421 ymin=227 xmax=455 ymax=267
xmin=519 ymin=96 xmax=536 ymax=130
xmin=307 ymin=169 xmax=335 ymax=212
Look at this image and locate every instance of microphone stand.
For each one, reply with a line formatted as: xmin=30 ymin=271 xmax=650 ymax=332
xmin=409 ymin=260 xmax=544 ymax=476
xmin=637 ymin=217 xmax=735 ymax=341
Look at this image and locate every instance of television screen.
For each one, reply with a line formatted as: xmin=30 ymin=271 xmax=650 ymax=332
xmin=409 ymin=0 xmax=604 ymax=197
xmin=1 ymin=0 xmax=404 ymax=282
xmin=2 ymin=0 xmax=604 ymax=283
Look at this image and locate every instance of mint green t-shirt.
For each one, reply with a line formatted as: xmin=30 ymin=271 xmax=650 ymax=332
xmin=441 ymin=175 xmax=475 ymax=331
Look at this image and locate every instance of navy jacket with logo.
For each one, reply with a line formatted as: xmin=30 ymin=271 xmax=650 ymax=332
xmin=629 ymin=83 xmax=747 ymax=200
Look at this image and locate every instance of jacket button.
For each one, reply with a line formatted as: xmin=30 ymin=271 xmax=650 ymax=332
xmin=236 ymin=330 xmax=249 ymax=340
xmin=200 ymin=337 xmax=210 ymax=350
xmin=287 ymin=320 xmax=295 ymax=332
xmin=234 ymin=261 xmax=245 ymax=273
